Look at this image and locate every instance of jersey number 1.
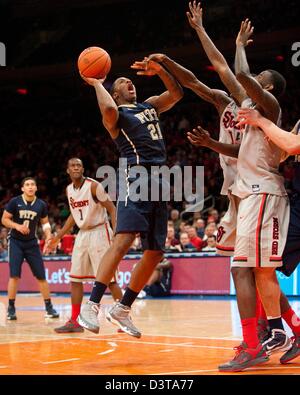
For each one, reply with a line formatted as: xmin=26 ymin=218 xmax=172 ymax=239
xmin=79 ymin=209 xmax=83 ymax=221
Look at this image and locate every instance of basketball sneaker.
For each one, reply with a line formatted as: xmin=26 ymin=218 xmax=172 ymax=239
xmin=45 ymin=306 xmax=59 ymax=318
xmin=280 ymin=336 xmax=300 ymax=364
xmin=218 ymin=344 xmax=269 ymax=372
xmin=262 ymin=329 xmax=292 ymax=355
xmin=7 ymin=306 xmax=17 ymax=320
xmin=106 ymin=302 xmax=141 ymax=338
xmin=54 ymin=319 xmax=84 ymax=333
xmin=77 ymin=301 xmax=100 ymax=334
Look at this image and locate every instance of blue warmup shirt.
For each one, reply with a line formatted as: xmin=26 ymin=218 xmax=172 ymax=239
xmin=5 ymin=195 xmax=48 ymax=241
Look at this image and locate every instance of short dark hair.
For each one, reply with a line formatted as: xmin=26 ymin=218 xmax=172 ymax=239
xmin=110 ymin=80 xmax=118 ymax=96
xmin=67 ymin=157 xmax=83 ymax=167
xmin=21 ymin=177 xmax=36 ymax=187
xmin=267 ymin=69 xmax=286 ymax=98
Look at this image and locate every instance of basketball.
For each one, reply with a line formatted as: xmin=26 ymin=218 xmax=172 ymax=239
xmin=78 ymin=46 xmax=111 ymax=79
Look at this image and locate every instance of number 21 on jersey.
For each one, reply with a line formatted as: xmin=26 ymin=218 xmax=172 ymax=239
xmin=148 ymin=123 xmax=163 ymax=140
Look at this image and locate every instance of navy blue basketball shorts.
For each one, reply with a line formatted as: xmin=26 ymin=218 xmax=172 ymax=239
xmin=116 ymin=199 xmax=168 ymax=251
xmin=278 ymin=193 xmax=300 ymax=277
xmin=8 ymin=237 xmax=46 ymax=280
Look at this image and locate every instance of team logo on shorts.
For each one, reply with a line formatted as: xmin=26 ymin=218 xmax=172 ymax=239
xmin=272 ymin=217 xmax=279 ymax=255
xmin=217 ymin=226 xmax=226 ymax=243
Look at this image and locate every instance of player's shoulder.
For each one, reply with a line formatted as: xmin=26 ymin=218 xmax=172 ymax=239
xmin=5 ymin=195 xmax=19 ymax=207
xmin=85 ymin=177 xmax=98 ymax=185
xmin=36 ymin=197 xmax=47 ymax=207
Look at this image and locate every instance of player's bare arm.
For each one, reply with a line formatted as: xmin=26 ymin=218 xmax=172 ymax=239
xmin=186 ymin=1 xmax=247 ymax=105
xmin=91 ymin=181 xmax=116 ymax=232
xmin=235 ymin=20 xmax=280 ymax=122
xmin=238 ymin=109 xmax=300 ymax=155
xmin=40 ymin=215 xmax=53 ymax=254
xmin=187 ymin=126 xmax=240 ymax=158
xmin=80 ymin=74 xmax=119 ymax=138
xmin=131 ymin=59 xmax=183 ymax=114
xmin=148 ymin=53 xmax=230 ymax=115
xmin=45 ymin=214 xmax=76 ymax=253
xmin=1 ymin=210 xmax=30 ymax=235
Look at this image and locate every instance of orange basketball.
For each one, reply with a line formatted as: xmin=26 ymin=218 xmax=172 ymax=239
xmin=78 ymin=46 xmax=111 ymax=79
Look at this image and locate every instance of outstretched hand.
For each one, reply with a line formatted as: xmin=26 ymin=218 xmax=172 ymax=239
xmin=43 ymin=236 xmax=59 ymax=255
xmin=147 ymin=53 xmax=166 ymax=63
xmin=236 ymin=18 xmax=254 ymax=47
xmin=131 ymin=58 xmax=162 ymax=76
xmin=187 ymin=126 xmax=211 ymax=147
xmin=186 ymin=1 xmax=203 ymax=30
xmin=236 ymin=108 xmax=262 ymax=127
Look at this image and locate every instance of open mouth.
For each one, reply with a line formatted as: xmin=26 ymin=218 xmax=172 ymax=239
xmin=127 ymin=83 xmax=135 ymax=94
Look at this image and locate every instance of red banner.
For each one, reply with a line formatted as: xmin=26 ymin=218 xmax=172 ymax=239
xmin=0 ymin=255 xmax=231 ymax=295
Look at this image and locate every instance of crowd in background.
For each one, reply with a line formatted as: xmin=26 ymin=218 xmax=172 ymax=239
xmin=0 ymin=82 xmax=299 ymax=258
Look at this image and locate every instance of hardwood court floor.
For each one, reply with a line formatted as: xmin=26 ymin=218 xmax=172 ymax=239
xmin=0 ymin=294 xmax=299 ymax=375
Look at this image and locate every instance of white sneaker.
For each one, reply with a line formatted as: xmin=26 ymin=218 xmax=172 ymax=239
xmin=77 ymin=301 xmax=100 ymax=334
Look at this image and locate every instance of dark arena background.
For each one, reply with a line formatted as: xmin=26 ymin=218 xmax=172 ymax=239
xmin=0 ymin=0 xmax=300 ymax=382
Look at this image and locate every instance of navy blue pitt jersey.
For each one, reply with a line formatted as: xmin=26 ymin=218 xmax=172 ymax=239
xmin=114 ymin=102 xmax=167 ymax=166
xmin=5 ymin=195 xmax=48 ymax=241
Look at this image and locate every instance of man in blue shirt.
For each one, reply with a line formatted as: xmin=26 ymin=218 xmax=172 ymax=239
xmin=1 ymin=177 xmax=59 ymax=320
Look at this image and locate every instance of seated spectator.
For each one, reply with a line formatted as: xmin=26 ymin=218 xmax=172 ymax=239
xmin=203 ymin=223 xmax=218 ymax=241
xmin=187 ymin=226 xmax=203 ymax=251
xmin=170 ymin=209 xmax=181 ymax=232
xmin=0 ymin=240 xmax=8 ymax=260
xmin=0 ymin=227 xmax=8 ymax=260
xmin=165 ymin=226 xmax=180 ymax=251
xmin=143 ymin=258 xmax=173 ymax=297
xmin=194 ymin=218 xmax=206 ymax=238
xmin=208 ymin=208 xmax=219 ymax=224
xmin=179 ymin=232 xmax=197 ymax=252
xmin=202 ymin=235 xmax=217 ymax=252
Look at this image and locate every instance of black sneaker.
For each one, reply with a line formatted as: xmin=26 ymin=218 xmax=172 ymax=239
xmin=262 ymin=329 xmax=292 ymax=355
xmin=45 ymin=306 xmax=59 ymax=318
xmin=280 ymin=336 xmax=300 ymax=364
xmin=7 ymin=306 xmax=17 ymax=320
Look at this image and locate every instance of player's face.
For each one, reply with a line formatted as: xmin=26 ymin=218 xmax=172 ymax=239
xmin=22 ymin=180 xmax=37 ymax=197
xmin=113 ymin=77 xmax=137 ymax=104
xmin=255 ymin=71 xmax=273 ymax=90
xmin=67 ymin=160 xmax=84 ymax=180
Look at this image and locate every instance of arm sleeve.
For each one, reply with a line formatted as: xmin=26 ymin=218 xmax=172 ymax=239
xmin=4 ymin=198 xmax=16 ymax=214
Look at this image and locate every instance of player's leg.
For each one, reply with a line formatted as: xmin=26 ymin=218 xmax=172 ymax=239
xmin=106 ymin=201 xmax=167 ymax=337
xmin=279 ymin=195 xmax=300 ymax=363
xmin=108 ymin=281 xmax=123 ymax=301
xmin=219 ymin=195 xmax=269 ymax=372
xmin=216 ymin=193 xmax=237 ymax=256
xmin=7 ymin=238 xmax=24 ymax=320
xmin=24 ymin=239 xmax=59 ymax=318
xmin=106 ymin=249 xmax=163 ymax=338
xmin=253 ymin=194 xmax=291 ymax=354
xmin=56 ymin=230 xmax=92 ymax=332
xmin=77 ymin=232 xmax=135 ymax=333
xmin=55 ymin=281 xmax=84 ymax=333
xmin=280 ymin=290 xmax=300 ymax=363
